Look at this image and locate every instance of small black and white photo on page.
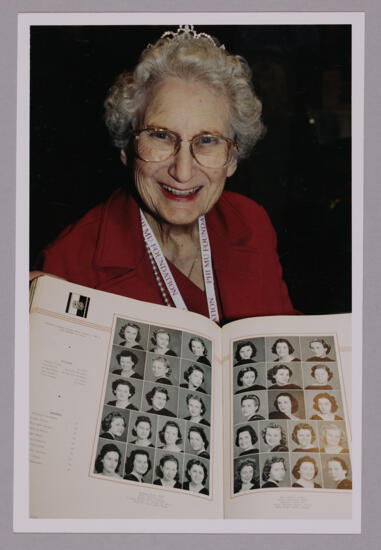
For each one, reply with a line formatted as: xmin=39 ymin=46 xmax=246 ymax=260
xmin=259 ymin=419 xmax=289 ymax=453
xmin=105 ymin=375 xmax=143 ymax=411
xmin=290 ymin=453 xmax=323 ymax=488
xmin=179 ymin=388 xmax=211 ymax=426
xmin=145 ymin=353 xmax=180 ymax=386
xmin=306 ymin=390 xmax=344 ymax=421
xmin=99 ymin=404 xmax=129 ymax=442
xmin=234 ymin=390 xmax=267 ymax=424
xmin=233 ymin=337 xmax=265 ymax=366
xmin=233 ymin=454 xmax=260 ymax=493
xmin=233 ymin=423 xmax=260 ymax=457
xmin=259 ymin=453 xmax=291 ymax=488
xmin=109 ymin=345 xmax=146 ymax=379
xmin=302 ymin=361 xmax=340 ymax=390
xmin=185 ymin=423 xmax=211 ymax=459
xmin=113 ymin=317 xmax=149 ymax=350
xmin=318 ymin=420 xmax=349 ymax=454
xmin=268 ymin=389 xmax=306 ymax=420
xmin=182 ymin=454 xmax=210 ymax=495
xmin=127 ymin=411 xmax=158 ymax=448
xmin=156 ymin=416 xmax=186 ymax=453
xmin=180 ymin=359 xmax=211 ymax=394
xmin=93 ymin=438 xmax=126 ymax=480
xmin=143 ymin=381 xmax=179 ymax=418
xmin=153 ymin=449 xmax=185 ymax=489
xmin=265 ymin=336 xmax=301 ymax=363
xmin=300 ymin=335 xmax=337 ymax=362
xmin=124 ymin=444 xmax=155 ymax=484
xmin=234 ymin=364 xmax=266 ymax=394
xmin=148 ymin=325 xmax=182 ymax=357
xmin=266 ymin=362 xmax=302 ymax=389
xmin=181 ymin=333 xmax=212 ymax=366
xmin=289 ymin=420 xmax=320 ymax=452
xmin=320 ymin=454 xmax=352 ymax=490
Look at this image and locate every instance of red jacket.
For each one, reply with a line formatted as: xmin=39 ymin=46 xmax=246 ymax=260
xmin=43 ymin=188 xmax=296 ymax=323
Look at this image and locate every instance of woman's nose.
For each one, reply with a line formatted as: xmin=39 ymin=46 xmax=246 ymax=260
xmin=168 ymin=142 xmax=194 ymax=182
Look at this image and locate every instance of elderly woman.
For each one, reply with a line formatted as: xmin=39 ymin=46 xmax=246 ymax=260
xmin=234 ymin=341 xmax=257 ymax=366
xmin=235 ymin=366 xmax=265 ymax=393
xmin=305 ymin=365 xmax=334 ymax=389
xmin=292 ymin=456 xmax=321 ymax=488
xmin=183 ymin=393 xmax=210 ymax=426
xmin=158 ymin=420 xmax=183 ymax=453
xmin=100 ymin=410 xmax=127 ymax=440
xmin=153 ymin=454 xmax=182 ymax=488
xmin=151 ymin=356 xmax=172 ymax=385
xmin=240 ymin=394 xmax=265 ymax=421
xmin=36 ymin=25 xmax=295 ymax=325
xmin=271 ymin=338 xmax=299 ymax=362
xmin=130 ymin=415 xmax=155 ymax=447
xmin=180 ymin=364 xmax=207 ymax=393
xmin=310 ymin=392 xmax=343 ymax=421
xmin=107 ymin=379 xmax=138 ymax=410
xmin=269 ymin=392 xmax=300 ymax=420
xmin=262 ymin=456 xmax=287 ymax=488
xmin=183 ymin=458 xmax=209 ymax=495
xmin=320 ymin=423 xmax=348 ymax=454
xmin=145 ymin=386 xmax=176 ymax=417
xmin=118 ymin=322 xmax=144 ymax=349
xmin=150 ymin=329 xmax=177 ymax=356
xmin=124 ymin=449 xmax=151 ymax=482
xmin=235 ymin=425 xmax=258 ymax=456
xmin=234 ymin=459 xmax=259 ymax=493
xmin=267 ymin=364 xmax=301 ymax=389
xmin=188 ymin=337 xmax=211 ymax=365
xmin=113 ymin=349 xmax=142 ymax=379
xmin=291 ymin=423 xmax=319 ymax=452
xmin=188 ymin=425 xmax=210 ymax=458
xmin=94 ymin=443 xmax=122 ymax=478
xmin=307 ymin=339 xmax=334 ymax=361
xmin=261 ymin=423 xmax=288 ymax=452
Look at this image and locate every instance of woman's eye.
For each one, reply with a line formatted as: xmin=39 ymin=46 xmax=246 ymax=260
xmin=152 ymin=131 xmax=169 ymax=140
xmin=200 ymin=136 xmax=212 ymax=144
xmin=198 ymin=135 xmax=216 ymax=145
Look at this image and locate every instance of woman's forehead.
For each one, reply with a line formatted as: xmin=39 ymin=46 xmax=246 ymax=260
xmin=142 ymin=77 xmax=231 ymax=136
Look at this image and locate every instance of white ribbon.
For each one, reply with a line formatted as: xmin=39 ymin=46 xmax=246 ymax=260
xmin=140 ymin=209 xmax=220 ymax=322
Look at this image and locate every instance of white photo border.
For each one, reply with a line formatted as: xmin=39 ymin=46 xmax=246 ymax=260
xmin=15 ymin=11 xmax=364 ymax=533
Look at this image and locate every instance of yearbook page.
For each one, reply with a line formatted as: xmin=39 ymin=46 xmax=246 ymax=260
xmin=29 ymin=276 xmax=223 ymax=519
xmin=222 ymin=313 xmax=354 ymax=521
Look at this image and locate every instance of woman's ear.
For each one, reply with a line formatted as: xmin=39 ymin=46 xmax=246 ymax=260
xmin=227 ymin=157 xmax=238 ymax=177
xmin=120 ymin=149 xmax=127 ymax=166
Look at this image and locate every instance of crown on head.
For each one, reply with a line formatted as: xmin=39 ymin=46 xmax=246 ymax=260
xmin=149 ymin=24 xmax=225 ymax=50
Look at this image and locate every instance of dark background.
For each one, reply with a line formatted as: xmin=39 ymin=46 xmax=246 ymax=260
xmin=30 ymin=25 xmax=351 ymax=315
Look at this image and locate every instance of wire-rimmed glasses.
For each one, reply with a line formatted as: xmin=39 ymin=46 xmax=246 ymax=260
xmin=133 ymin=127 xmax=237 ymax=169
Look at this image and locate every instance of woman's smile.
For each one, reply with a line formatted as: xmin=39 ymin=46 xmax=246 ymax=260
xmin=160 ymin=183 xmax=203 ymax=200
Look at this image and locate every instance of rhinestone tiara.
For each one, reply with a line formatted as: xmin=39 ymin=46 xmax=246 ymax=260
xmin=149 ymin=24 xmax=225 ymax=50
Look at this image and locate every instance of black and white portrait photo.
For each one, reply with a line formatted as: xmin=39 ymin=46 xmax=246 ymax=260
xmin=113 ymin=318 xmax=148 ymax=350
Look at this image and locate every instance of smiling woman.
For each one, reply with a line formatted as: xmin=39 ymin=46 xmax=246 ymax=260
xmin=35 ymin=24 xmax=297 ymax=324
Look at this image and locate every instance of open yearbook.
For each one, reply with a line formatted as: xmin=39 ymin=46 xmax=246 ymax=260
xmin=28 ymin=275 xmax=353 ymax=523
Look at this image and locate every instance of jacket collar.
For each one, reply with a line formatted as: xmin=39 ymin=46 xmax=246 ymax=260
xmin=94 ymin=188 xmax=257 ymax=270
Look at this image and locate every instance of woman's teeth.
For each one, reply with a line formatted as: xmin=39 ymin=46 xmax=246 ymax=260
xmin=161 ymin=184 xmax=201 ymax=196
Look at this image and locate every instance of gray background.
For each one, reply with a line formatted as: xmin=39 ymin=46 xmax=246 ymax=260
xmin=1 ymin=0 xmax=380 ymax=548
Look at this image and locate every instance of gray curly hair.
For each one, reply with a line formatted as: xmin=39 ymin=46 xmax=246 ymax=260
xmin=104 ymin=29 xmax=265 ymax=160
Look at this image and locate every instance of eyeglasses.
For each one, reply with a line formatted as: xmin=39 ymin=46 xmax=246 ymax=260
xmin=133 ymin=127 xmax=237 ymax=169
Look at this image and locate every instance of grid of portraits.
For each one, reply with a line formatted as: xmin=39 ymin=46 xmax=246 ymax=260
xmin=232 ymin=335 xmax=352 ymax=494
xmin=93 ymin=317 xmax=213 ymax=496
